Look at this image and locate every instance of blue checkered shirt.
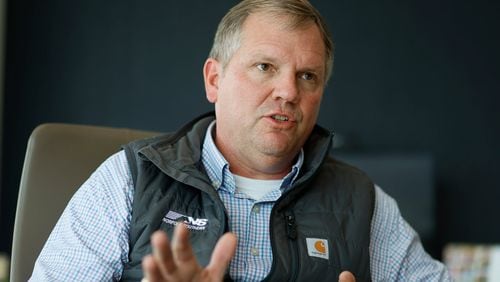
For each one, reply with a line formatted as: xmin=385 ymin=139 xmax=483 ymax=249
xmin=31 ymin=122 xmax=451 ymax=281
xmin=201 ymin=122 xmax=304 ymax=281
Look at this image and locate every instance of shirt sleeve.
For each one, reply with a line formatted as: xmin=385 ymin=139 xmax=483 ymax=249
xmin=30 ymin=150 xmax=133 ymax=281
xmin=370 ymin=185 xmax=452 ymax=281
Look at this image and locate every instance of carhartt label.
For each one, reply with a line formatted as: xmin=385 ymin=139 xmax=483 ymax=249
xmin=306 ymin=238 xmax=329 ymax=260
xmin=163 ymin=210 xmax=208 ymax=231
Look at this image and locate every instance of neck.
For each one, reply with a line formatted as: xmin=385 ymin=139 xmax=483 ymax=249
xmin=216 ymin=138 xmax=301 ymax=180
xmin=228 ymin=153 xmax=296 ymax=180
xmin=209 ymin=121 xmax=301 ymax=180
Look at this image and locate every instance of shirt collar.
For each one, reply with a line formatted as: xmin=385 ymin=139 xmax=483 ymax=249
xmin=201 ymin=120 xmax=304 ymax=193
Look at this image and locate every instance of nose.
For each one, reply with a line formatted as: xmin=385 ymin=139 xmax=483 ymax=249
xmin=272 ymin=73 xmax=299 ymax=103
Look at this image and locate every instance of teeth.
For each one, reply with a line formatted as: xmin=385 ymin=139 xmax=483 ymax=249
xmin=272 ymin=115 xmax=289 ymax=121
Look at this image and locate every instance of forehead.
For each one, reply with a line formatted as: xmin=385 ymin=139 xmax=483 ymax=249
xmin=240 ymin=11 xmax=320 ymax=41
xmin=237 ymin=12 xmax=326 ymax=66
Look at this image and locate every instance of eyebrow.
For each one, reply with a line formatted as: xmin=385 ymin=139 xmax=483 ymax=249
xmin=249 ymin=53 xmax=324 ymax=73
xmin=249 ymin=53 xmax=280 ymax=64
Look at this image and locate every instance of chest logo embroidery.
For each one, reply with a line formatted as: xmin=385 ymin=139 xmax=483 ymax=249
xmin=306 ymin=238 xmax=329 ymax=260
xmin=163 ymin=210 xmax=208 ymax=231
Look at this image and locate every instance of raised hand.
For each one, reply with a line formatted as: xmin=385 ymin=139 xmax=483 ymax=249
xmin=142 ymin=223 xmax=237 ymax=282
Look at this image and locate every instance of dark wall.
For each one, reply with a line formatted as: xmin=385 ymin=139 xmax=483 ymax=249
xmin=1 ymin=0 xmax=499 ymax=257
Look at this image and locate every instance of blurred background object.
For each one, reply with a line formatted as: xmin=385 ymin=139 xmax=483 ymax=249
xmin=0 ymin=253 xmax=9 ymax=282
xmin=443 ymin=244 xmax=500 ymax=281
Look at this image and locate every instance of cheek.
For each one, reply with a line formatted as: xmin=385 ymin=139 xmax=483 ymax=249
xmin=302 ymin=94 xmax=323 ymax=118
xmin=222 ymin=73 xmax=267 ymax=107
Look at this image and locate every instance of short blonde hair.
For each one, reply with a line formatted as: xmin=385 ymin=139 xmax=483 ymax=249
xmin=209 ymin=0 xmax=334 ymax=82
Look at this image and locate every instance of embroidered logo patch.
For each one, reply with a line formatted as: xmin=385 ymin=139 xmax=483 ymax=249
xmin=306 ymin=238 xmax=329 ymax=260
xmin=163 ymin=210 xmax=208 ymax=231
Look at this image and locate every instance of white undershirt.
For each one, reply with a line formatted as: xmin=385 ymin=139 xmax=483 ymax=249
xmin=233 ymin=174 xmax=282 ymax=201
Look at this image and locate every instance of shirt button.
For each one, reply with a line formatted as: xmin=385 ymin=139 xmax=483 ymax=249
xmin=211 ymin=181 xmax=220 ymax=188
xmin=252 ymin=205 xmax=260 ymax=214
xmin=250 ymin=247 xmax=259 ymax=256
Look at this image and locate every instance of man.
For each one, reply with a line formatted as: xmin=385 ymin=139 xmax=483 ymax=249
xmin=31 ymin=0 xmax=451 ymax=281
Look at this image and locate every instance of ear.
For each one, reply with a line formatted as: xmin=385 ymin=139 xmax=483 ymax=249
xmin=203 ymin=58 xmax=221 ymax=103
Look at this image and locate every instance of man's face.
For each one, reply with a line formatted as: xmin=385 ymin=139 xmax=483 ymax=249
xmin=204 ymin=12 xmax=327 ymax=178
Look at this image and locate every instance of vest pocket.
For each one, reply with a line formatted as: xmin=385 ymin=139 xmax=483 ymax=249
xmin=289 ymin=210 xmax=345 ymax=279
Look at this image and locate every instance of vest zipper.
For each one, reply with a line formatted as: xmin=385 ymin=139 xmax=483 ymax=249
xmin=285 ymin=210 xmax=299 ymax=281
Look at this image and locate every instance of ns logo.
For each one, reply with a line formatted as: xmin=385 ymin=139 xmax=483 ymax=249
xmin=184 ymin=217 xmax=208 ymax=227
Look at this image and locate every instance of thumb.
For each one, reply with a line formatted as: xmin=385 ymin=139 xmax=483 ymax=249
xmin=339 ymin=271 xmax=356 ymax=282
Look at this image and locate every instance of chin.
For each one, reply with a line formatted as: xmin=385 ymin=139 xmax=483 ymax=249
xmin=257 ymin=142 xmax=296 ymax=158
xmin=254 ymin=133 xmax=301 ymax=156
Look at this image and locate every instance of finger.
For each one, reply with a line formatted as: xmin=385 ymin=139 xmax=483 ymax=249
xmin=142 ymin=254 xmax=163 ymax=282
xmin=171 ymin=223 xmax=197 ymax=263
xmin=151 ymin=230 xmax=176 ymax=275
xmin=339 ymin=271 xmax=356 ymax=282
xmin=206 ymin=232 xmax=237 ymax=279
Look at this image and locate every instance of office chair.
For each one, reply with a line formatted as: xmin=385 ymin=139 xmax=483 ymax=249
xmin=10 ymin=123 xmax=160 ymax=282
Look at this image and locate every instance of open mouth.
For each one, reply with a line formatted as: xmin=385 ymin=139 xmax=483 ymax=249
xmin=271 ymin=114 xmax=289 ymax=121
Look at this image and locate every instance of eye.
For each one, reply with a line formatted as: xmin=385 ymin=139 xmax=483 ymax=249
xmin=256 ymin=63 xmax=271 ymax=72
xmin=300 ymin=72 xmax=316 ymax=81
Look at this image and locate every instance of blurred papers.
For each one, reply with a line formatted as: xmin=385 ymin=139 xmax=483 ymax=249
xmin=444 ymin=244 xmax=500 ymax=281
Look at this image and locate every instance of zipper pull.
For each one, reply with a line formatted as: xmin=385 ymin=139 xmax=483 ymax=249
xmin=285 ymin=211 xmax=297 ymax=240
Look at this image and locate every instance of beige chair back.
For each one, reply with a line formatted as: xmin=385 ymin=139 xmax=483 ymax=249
xmin=10 ymin=123 xmax=160 ymax=282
